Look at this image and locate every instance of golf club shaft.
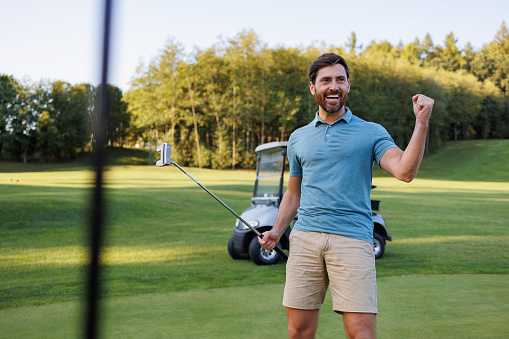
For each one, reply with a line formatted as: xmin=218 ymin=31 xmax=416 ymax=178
xmin=171 ymin=161 xmax=288 ymax=261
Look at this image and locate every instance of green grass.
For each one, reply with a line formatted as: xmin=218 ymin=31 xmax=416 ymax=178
xmin=1 ymin=275 xmax=507 ymax=338
xmin=1 ymin=140 xmax=508 ymax=337
xmin=419 ymin=139 xmax=509 ymax=182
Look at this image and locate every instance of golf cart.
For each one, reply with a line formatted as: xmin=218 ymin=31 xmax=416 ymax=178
xmin=227 ymin=141 xmax=391 ymax=265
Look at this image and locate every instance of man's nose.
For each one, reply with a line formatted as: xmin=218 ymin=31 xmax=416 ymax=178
xmin=330 ymin=80 xmax=339 ymax=90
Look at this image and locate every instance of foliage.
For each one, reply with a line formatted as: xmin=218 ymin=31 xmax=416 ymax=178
xmin=0 ymin=75 xmax=20 ymax=160
xmin=1 ymin=23 xmax=508 ymax=166
xmin=0 ymin=79 xmax=127 ymax=162
xmin=92 ymin=83 xmax=130 ymax=150
xmin=124 ymin=24 xmax=509 ymax=169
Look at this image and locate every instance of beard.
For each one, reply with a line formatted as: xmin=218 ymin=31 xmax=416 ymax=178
xmin=315 ymin=89 xmax=348 ymax=114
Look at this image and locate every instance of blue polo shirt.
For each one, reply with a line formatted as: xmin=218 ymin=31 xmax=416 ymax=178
xmin=288 ymin=107 xmax=397 ymax=244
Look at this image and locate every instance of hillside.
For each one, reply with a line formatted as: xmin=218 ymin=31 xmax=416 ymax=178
xmin=417 ymin=140 xmax=509 ymax=182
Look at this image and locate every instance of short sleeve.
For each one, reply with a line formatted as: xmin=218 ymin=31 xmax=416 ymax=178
xmin=373 ymin=125 xmax=397 ymax=165
xmin=288 ymin=133 xmax=302 ymax=177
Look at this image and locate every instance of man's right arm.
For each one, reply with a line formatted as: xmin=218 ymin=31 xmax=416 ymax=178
xmin=259 ymin=175 xmax=302 ymax=250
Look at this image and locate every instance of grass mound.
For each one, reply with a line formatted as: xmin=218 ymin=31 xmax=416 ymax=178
xmin=105 ymin=147 xmax=151 ymax=166
xmin=419 ymin=139 xmax=509 ymax=182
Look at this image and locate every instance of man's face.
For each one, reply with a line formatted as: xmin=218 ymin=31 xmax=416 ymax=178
xmin=309 ymin=64 xmax=350 ymax=114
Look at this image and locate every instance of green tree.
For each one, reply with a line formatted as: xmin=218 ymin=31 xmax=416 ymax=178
xmin=364 ymin=40 xmax=399 ymax=57
xmin=125 ymin=38 xmax=184 ymax=160
xmin=421 ymin=33 xmax=435 ymax=66
xmin=471 ymin=22 xmax=509 ymax=94
xmin=474 ymin=80 xmax=504 ymax=139
xmin=180 ymin=61 xmax=205 ymax=168
xmin=3 ymin=80 xmax=46 ymax=162
xmin=346 ymin=32 xmax=360 ymax=57
xmin=442 ymin=32 xmax=465 ymax=71
xmin=195 ymin=45 xmax=231 ymax=169
xmin=223 ymin=29 xmax=264 ymax=169
xmin=105 ymin=84 xmax=129 ymax=147
xmin=52 ymin=81 xmax=92 ymax=159
xmin=275 ymin=90 xmax=300 ymax=140
xmin=462 ymin=42 xmax=476 ymax=72
xmin=92 ymin=84 xmax=129 ymax=151
xmin=428 ymin=32 xmax=464 ymax=71
xmin=487 ymin=21 xmax=509 ymax=54
xmin=124 ymin=63 xmax=160 ymax=150
xmin=152 ymin=38 xmax=184 ymax=147
xmin=0 ymin=75 xmax=20 ymax=160
xmin=400 ymin=38 xmax=423 ymax=65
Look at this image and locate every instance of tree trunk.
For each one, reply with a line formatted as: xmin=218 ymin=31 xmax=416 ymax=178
xmin=232 ymin=120 xmax=236 ymax=170
xmin=171 ymin=81 xmax=176 ymax=146
xmin=462 ymin=123 xmax=470 ymax=140
xmin=209 ymin=70 xmax=223 ymax=168
xmin=187 ymin=76 xmax=201 ymax=168
xmin=232 ymin=77 xmax=237 ymax=170
xmin=155 ymin=123 xmax=159 ymax=145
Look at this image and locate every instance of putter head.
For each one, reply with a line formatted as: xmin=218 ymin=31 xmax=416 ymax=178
xmin=156 ymin=143 xmax=172 ymax=166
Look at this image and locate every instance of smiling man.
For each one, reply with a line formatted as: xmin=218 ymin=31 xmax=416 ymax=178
xmin=259 ymin=53 xmax=434 ymax=338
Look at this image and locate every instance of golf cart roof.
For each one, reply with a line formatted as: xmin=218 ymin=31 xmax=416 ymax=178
xmin=255 ymin=141 xmax=288 ymax=153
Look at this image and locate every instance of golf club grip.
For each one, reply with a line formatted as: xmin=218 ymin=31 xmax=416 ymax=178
xmin=258 ymin=234 xmax=288 ymax=260
xmin=275 ymin=244 xmax=289 ymax=260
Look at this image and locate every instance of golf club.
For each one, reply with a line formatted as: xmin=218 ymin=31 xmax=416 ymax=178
xmin=156 ymin=142 xmax=288 ymax=261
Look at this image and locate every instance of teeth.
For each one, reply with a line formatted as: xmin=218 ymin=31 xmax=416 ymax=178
xmin=326 ymin=95 xmax=339 ymax=98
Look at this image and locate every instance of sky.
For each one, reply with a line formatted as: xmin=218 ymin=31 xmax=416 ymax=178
xmin=1 ymin=0 xmax=507 ymax=91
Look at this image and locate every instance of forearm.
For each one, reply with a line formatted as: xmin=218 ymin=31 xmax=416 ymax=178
xmin=397 ymin=120 xmax=428 ymax=182
xmin=382 ymin=94 xmax=433 ymax=183
xmin=260 ymin=176 xmax=301 ymax=250
xmin=271 ymin=189 xmax=300 ymax=239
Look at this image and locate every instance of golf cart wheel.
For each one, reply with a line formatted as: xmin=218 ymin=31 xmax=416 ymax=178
xmin=228 ymin=236 xmax=248 ymax=260
xmin=248 ymin=237 xmax=281 ymax=265
xmin=373 ymin=232 xmax=385 ymax=259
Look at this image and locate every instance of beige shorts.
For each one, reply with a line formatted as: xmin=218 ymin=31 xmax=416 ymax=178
xmin=283 ymin=229 xmax=378 ymax=314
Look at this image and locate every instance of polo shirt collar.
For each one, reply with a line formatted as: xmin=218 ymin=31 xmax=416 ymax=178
xmin=313 ymin=106 xmax=352 ymax=127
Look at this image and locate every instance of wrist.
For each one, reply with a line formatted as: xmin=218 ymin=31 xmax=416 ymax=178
xmin=415 ymin=120 xmax=429 ymax=129
xmin=270 ymin=226 xmax=284 ymax=239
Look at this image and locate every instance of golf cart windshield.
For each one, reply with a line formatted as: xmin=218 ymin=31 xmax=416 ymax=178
xmin=253 ymin=142 xmax=287 ymax=205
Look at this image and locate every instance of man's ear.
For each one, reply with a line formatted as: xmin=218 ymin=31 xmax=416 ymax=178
xmin=309 ymin=82 xmax=316 ymax=95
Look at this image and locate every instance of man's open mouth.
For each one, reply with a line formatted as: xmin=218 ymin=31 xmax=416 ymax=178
xmin=326 ymin=95 xmax=340 ymax=99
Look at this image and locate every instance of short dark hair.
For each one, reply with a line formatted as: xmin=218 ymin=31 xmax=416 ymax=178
xmin=308 ymin=53 xmax=350 ymax=84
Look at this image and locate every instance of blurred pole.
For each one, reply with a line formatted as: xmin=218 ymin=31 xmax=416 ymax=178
xmin=86 ymin=0 xmax=112 ymax=338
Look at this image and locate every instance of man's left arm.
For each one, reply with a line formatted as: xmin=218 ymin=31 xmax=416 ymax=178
xmin=379 ymin=94 xmax=434 ymax=183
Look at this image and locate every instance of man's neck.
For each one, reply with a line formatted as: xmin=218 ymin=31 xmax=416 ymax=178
xmin=318 ymin=106 xmax=346 ymax=124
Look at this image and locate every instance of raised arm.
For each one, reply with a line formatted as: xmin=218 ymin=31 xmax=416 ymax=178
xmin=380 ymin=94 xmax=434 ymax=183
xmin=259 ymin=175 xmax=302 ymax=250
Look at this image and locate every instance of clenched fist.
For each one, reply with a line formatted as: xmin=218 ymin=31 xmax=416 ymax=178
xmin=412 ymin=94 xmax=434 ymax=125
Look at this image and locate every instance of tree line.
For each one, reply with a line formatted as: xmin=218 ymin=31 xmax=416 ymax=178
xmin=1 ymin=22 xmax=508 ymax=167
xmin=126 ymin=22 xmax=509 ymax=169
xmin=0 ymin=78 xmax=129 ymax=163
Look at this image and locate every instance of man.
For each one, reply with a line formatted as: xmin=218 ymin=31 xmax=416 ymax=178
xmin=259 ymin=53 xmax=434 ymax=339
